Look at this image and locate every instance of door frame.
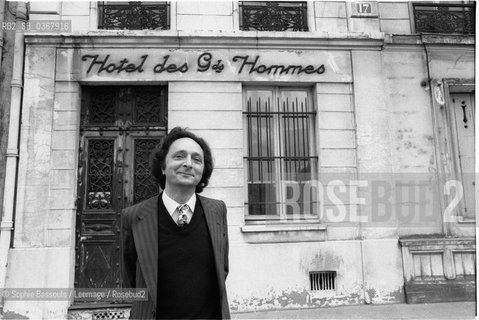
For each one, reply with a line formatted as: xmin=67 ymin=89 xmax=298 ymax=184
xmin=430 ymin=78 xmax=474 ymax=236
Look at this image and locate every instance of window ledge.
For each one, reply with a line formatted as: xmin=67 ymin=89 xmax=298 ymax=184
xmin=240 ymin=223 xmax=327 ymax=243
xmin=457 ymin=217 xmax=475 ymax=224
xmin=241 ymin=223 xmax=326 ymax=233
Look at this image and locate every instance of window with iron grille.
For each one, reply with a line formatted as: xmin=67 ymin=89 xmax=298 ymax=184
xmin=244 ymin=88 xmax=318 ymax=219
xmin=310 ymin=271 xmax=336 ymax=291
xmin=413 ymin=3 xmax=475 ymax=34
xmin=98 ymin=1 xmax=170 ymax=30
xmin=239 ymin=1 xmax=308 ymax=31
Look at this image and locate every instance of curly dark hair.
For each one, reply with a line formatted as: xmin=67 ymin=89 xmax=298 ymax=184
xmin=150 ymin=127 xmax=214 ymax=193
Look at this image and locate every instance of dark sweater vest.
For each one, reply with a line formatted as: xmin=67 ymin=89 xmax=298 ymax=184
xmin=156 ymin=196 xmax=221 ymax=319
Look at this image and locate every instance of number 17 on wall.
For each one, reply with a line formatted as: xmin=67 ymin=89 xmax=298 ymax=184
xmin=356 ymin=2 xmax=372 ymax=14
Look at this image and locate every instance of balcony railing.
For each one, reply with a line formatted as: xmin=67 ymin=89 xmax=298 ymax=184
xmin=239 ymin=1 xmax=308 ymax=31
xmin=98 ymin=1 xmax=170 ymax=30
xmin=413 ymin=3 xmax=475 ymax=34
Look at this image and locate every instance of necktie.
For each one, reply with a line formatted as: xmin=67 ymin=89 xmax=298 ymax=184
xmin=177 ymin=204 xmax=189 ymax=227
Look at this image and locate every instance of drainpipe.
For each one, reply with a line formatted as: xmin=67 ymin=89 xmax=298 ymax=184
xmin=0 ymin=1 xmax=27 ymax=314
xmin=0 ymin=0 xmax=5 ymax=68
xmin=420 ymin=34 xmax=450 ymax=237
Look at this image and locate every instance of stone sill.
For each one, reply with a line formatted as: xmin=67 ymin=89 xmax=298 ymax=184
xmin=242 ymin=223 xmax=326 ymax=233
xmin=456 ymin=217 xmax=475 ymax=224
xmin=241 ymin=223 xmax=327 ymax=243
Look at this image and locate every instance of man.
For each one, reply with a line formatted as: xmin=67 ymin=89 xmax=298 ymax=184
xmin=122 ymin=127 xmax=230 ymax=319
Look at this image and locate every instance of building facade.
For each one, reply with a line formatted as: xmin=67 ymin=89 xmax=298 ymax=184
xmin=0 ymin=1 xmax=475 ymax=319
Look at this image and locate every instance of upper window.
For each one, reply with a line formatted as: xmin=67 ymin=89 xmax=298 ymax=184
xmin=81 ymin=86 xmax=168 ymax=128
xmin=98 ymin=1 xmax=170 ymax=30
xmin=413 ymin=3 xmax=475 ymax=34
xmin=239 ymin=1 xmax=308 ymax=31
xmin=244 ymin=87 xmax=317 ymax=220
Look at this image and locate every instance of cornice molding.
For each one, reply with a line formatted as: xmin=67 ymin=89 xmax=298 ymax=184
xmin=383 ymin=34 xmax=475 ymax=53
xmin=385 ymin=34 xmax=475 ymax=46
xmin=24 ymin=30 xmax=385 ymax=50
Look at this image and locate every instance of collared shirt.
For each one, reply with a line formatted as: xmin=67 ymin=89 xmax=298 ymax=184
xmin=162 ymin=192 xmax=196 ymax=223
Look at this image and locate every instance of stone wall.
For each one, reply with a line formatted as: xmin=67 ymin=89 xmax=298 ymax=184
xmin=1 ymin=1 xmax=475 ymax=318
xmin=27 ymin=1 xmax=415 ymax=35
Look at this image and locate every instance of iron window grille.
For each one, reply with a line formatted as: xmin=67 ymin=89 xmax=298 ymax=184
xmin=244 ymin=88 xmax=318 ymax=219
xmin=98 ymin=1 xmax=170 ymax=30
xmin=81 ymin=86 xmax=168 ymax=128
xmin=239 ymin=1 xmax=308 ymax=31
xmin=310 ymin=271 xmax=336 ymax=291
xmin=92 ymin=311 xmax=127 ymax=320
xmin=413 ymin=3 xmax=475 ymax=34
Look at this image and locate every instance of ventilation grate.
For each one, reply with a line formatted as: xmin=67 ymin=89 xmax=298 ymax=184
xmin=310 ymin=271 xmax=336 ymax=291
xmin=92 ymin=311 xmax=126 ymax=320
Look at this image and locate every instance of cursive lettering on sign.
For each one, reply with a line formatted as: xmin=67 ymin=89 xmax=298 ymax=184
xmin=81 ymin=53 xmax=326 ymax=76
xmin=82 ymin=54 xmax=147 ymax=74
xmin=232 ymin=55 xmax=325 ymax=75
xmin=197 ymin=53 xmax=225 ymax=73
xmin=153 ymin=55 xmax=189 ymax=73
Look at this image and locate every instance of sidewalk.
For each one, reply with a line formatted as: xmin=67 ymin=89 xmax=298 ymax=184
xmin=232 ymin=302 xmax=476 ymax=319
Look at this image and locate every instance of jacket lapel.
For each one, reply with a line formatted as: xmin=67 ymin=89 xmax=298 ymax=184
xmin=199 ymin=196 xmax=225 ymax=286
xmin=132 ymin=195 xmax=159 ymax=306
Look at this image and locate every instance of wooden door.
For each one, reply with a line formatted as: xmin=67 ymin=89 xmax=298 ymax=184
xmin=74 ymin=86 xmax=167 ymax=297
xmin=451 ymin=93 xmax=475 ymax=219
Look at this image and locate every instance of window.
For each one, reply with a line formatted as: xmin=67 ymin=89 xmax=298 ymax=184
xmin=239 ymin=1 xmax=308 ymax=31
xmin=310 ymin=271 xmax=336 ymax=291
xmin=244 ymin=88 xmax=317 ymax=220
xmin=413 ymin=3 xmax=475 ymax=34
xmin=98 ymin=1 xmax=170 ymax=30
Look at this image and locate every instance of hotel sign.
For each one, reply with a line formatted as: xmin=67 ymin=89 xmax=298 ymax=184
xmin=82 ymin=53 xmax=326 ymax=76
xmin=60 ymin=49 xmax=352 ymax=82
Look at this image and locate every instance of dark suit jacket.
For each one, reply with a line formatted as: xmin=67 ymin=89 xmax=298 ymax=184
xmin=121 ymin=194 xmax=230 ymax=319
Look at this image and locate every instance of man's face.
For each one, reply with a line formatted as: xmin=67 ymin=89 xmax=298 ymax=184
xmin=162 ymin=137 xmax=205 ymax=190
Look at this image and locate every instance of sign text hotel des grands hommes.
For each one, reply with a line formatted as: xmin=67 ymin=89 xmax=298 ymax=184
xmin=81 ymin=52 xmax=326 ymax=76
